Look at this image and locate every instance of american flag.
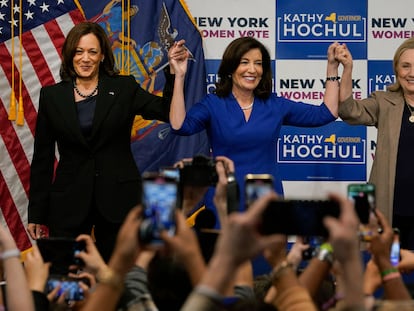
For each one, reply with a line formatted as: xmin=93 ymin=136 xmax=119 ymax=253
xmin=0 ymin=0 xmax=85 ymax=251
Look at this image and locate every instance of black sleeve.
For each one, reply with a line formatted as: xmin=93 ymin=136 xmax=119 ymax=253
xmin=32 ymin=290 xmax=50 ymax=311
xmin=130 ymin=69 xmax=174 ymax=123
xmin=162 ymin=65 xmax=176 ymax=109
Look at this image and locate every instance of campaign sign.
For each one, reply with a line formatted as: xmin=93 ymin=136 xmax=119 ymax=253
xmin=276 ymin=0 xmax=367 ymax=59
xmin=278 ymin=121 xmax=367 ymax=181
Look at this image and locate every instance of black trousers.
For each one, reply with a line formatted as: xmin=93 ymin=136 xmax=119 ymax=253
xmin=48 ymin=206 xmax=121 ymax=263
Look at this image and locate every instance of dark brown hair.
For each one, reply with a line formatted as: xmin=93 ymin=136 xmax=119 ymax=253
xmin=215 ymin=37 xmax=272 ymax=99
xmin=60 ymin=22 xmax=118 ymax=81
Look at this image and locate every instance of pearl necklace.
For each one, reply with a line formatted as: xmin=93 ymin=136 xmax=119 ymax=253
xmin=74 ymin=81 xmax=98 ymax=98
xmin=240 ymin=102 xmax=254 ymax=110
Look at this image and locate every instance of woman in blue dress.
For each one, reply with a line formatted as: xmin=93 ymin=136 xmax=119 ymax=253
xmin=169 ymin=37 xmax=342 ymax=209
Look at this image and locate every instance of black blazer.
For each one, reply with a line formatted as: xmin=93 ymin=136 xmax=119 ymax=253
xmin=28 ymin=73 xmax=172 ymax=226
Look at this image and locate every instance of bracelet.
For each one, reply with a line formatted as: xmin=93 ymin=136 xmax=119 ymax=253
xmin=317 ymin=243 xmax=334 ymax=265
xmin=382 ymin=272 xmax=401 ymax=283
xmin=326 ymin=76 xmax=340 ymax=81
xmin=0 ymin=249 xmax=21 ymax=261
xmin=96 ymin=266 xmax=124 ymax=291
xmin=270 ymin=260 xmax=294 ymax=282
xmin=380 ymin=267 xmax=398 ymax=278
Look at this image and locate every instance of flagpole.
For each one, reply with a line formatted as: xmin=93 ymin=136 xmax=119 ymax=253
xmin=120 ymin=0 xmax=125 ymax=74
xmin=127 ymin=0 xmax=130 ymax=75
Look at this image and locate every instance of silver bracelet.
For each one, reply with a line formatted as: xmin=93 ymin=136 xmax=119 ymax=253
xmin=0 ymin=249 xmax=21 ymax=261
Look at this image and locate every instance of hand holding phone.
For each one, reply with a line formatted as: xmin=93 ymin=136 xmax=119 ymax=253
xmin=46 ymin=276 xmax=88 ymax=302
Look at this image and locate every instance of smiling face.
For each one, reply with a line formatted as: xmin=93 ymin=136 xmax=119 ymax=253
xmin=231 ymin=48 xmax=263 ymax=96
xmin=73 ymin=33 xmax=104 ymax=81
xmin=397 ymin=48 xmax=414 ymax=97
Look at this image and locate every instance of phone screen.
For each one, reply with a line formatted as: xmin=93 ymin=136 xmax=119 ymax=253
xmin=390 ymin=228 xmax=401 ymax=267
xmin=261 ymin=199 xmax=340 ymax=236
xmin=140 ymin=173 xmax=178 ymax=245
xmin=244 ymin=174 xmax=274 ymax=207
xmin=46 ymin=277 xmax=85 ymax=301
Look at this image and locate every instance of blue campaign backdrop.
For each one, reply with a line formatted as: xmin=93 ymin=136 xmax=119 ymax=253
xmin=275 ymin=0 xmax=367 ymax=60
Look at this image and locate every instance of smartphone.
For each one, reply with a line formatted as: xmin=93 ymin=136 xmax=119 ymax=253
xmin=179 ymin=155 xmax=218 ymax=186
xmin=37 ymin=237 xmax=86 ymax=274
xmin=390 ymin=228 xmax=401 ymax=267
xmin=260 ymin=199 xmax=340 ymax=236
xmin=46 ymin=276 xmax=86 ymax=301
xmin=244 ymin=174 xmax=274 ymax=207
xmin=347 ymin=183 xmax=376 ymax=224
xmin=347 ymin=183 xmax=376 ymax=241
xmin=139 ymin=172 xmax=178 ymax=245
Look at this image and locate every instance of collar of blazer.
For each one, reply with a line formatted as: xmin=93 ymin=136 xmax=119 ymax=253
xmin=380 ymin=90 xmax=404 ymax=106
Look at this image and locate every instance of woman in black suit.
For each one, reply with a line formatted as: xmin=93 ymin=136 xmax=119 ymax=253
xmin=27 ymin=22 xmax=188 ymax=260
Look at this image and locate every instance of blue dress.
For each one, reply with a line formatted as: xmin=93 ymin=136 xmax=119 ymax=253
xmin=171 ymin=93 xmax=336 ymax=209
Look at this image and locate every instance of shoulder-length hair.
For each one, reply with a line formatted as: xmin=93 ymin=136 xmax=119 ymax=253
xmin=387 ymin=37 xmax=414 ymax=92
xmin=60 ymin=22 xmax=119 ymax=81
xmin=215 ymin=37 xmax=272 ymax=99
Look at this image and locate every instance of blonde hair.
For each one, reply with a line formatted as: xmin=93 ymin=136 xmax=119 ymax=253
xmin=387 ymin=37 xmax=414 ymax=92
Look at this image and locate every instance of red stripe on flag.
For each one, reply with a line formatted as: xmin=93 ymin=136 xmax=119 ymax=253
xmin=0 ymin=180 xmax=31 ymax=250
xmin=0 ymin=166 xmax=31 ymax=251
xmin=69 ymin=9 xmax=87 ymax=25
xmin=23 ymin=30 xmax=57 ymax=89
xmin=42 ymin=19 xmax=66 ymax=67
xmin=43 ymin=10 xmax=85 ymax=55
xmin=43 ymin=9 xmax=85 ymax=56
xmin=0 ymin=99 xmax=31 ymax=195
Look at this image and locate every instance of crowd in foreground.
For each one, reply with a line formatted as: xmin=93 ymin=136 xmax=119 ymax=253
xmin=2 ymin=157 xmax=414 ymax=311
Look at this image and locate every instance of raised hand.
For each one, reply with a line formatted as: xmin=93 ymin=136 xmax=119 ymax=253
xmin=335 ymin=43 xmax=353 ymax=69
xmin=168 ymin=39 xmax=189 ymax=77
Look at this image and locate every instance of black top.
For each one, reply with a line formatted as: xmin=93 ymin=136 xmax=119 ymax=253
xmin=393 ymin=102 xmax=414 ymax=216
xmin=76 ymin=95 xmax=97 ymax=139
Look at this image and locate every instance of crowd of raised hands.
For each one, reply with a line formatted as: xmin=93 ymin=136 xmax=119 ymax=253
xmin=1 ymin=156 xmax=414 ymax=311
